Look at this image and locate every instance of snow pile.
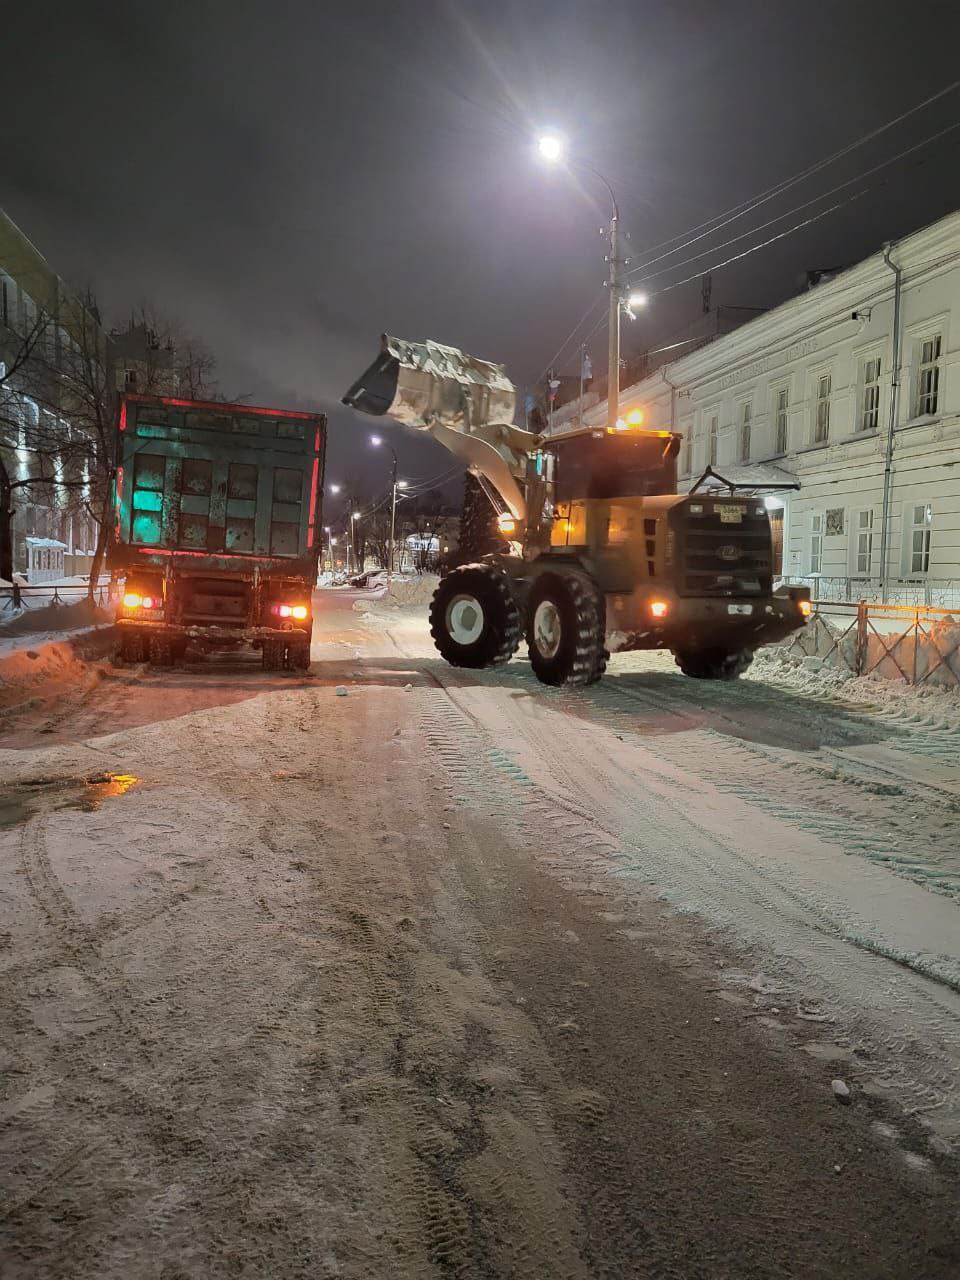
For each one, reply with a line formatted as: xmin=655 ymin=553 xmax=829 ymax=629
xmin=0 ymin=597 xmax=112 ymax=638
xmin=752 ymin=645 xmax=960 ymax=726
xmin=780 ymin=611 xmax=960 ymax=691
xmin=379 ymin=573 xmax=439 ymax=607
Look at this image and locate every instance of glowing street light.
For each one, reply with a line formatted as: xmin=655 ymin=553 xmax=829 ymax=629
xmin=533 ymin=130 xmax=639 ymax=430
xmin=627 ymin=291 xmax=648 ymax=309
xmin=328 ymin=482 xmax=341 ymax=494
xmin=537 ymin=133 xmax=565 ymax=163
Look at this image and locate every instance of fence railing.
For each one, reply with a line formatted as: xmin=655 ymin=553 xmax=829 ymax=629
xmin=782 ymin=599 xmax=960 ymax=688
xmin=776 ymin=575 xmax=960 ymax=610
xmin=0 ymin=581 xmax=116 ymax=614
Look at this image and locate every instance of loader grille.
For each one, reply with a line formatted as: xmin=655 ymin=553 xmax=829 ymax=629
xmin=672 ymin=499 xmax=772 ymax=597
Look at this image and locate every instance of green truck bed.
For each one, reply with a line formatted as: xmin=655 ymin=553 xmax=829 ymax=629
xmin=110 ymin=395 xmax=326 ymax=576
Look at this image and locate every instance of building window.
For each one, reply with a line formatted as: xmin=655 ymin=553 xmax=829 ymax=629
xmin=904 ymin=503 xmax=933 ymax=575
xmin=739 ymin=402 xmax=752 ymax=462
xmin=774 ymin=387 xmax=789 ymax=454
xmin=814 ymin=373 xmax=831 ymax=443
xmin=708 ymin=414 xmax=718 ymax=466
xmin=860 ymin=356 xmax=881 ymax=432
xmin=851 ymin=509 xmax=874 ymax=575
xmin=680 ymin=425 xmax=692 ymax=476
xmin=809 ymin=512 xmax=824 ymax=575
xmin=124 ymin=368 xmax=139 ymax=389
xmin=916 ymin=334 xmax=942 ymax=416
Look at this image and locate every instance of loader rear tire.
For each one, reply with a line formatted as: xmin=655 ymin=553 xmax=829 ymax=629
xmin=429 ymin=564 xmax=521 ymax=669
xmin=526 ymin=571 xmax=606 ymax=687
xmin=673 ymin=647 xmax=753 ymax=680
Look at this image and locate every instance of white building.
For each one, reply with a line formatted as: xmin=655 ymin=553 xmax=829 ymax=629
xmin=551 ymin=208 xmax=960 ymax=605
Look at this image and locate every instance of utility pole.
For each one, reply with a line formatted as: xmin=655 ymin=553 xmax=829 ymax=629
xmin=388 ymin=450 xmax=398 ymax=576
xmin=536 ymin=138 xmax=644 ymax=434
xmin=606 ymin=204 xmax=621 ymax=430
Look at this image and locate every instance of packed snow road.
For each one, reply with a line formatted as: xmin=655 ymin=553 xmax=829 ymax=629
xmin=1 ymin=588 xmax=959 ymax=1279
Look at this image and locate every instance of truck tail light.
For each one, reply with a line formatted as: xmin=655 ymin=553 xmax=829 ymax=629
xmin=123 ymin=592 xmax=161 ymax=611
xmin=273 ymin=603 xmax=310 ymax=620
xmin=798 ymin=599 xmax=812 ymax=618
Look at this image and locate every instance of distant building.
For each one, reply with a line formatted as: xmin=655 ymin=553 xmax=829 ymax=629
xmin=109 ymin=320 xmax=178 ymax=397
xmin=0 ymin=208 xmax=107 ymax=579
xmin=547 ymin=208 xmax=960 ymax=605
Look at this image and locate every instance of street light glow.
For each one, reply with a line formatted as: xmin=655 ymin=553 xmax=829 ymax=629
xmin=352 ymin=511 xmax=361 ymax=520
xmin=329 ymin=482 xmax=341 ymax=494
xmin=397 ymin=480 xmax=409 ymax=489
xmin=537 ymin=133 xmax=565 ymax=163
xmin=628 ymin=291 xmax=648 ymax=308
xmin=370 ymin=434 xmax=383 ymax=447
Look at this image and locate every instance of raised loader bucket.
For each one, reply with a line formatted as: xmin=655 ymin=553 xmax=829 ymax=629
xmin=342 ymin=335 xmax=536 ymax=522
xmin=343 ymin=334 xmax=517 ymax=432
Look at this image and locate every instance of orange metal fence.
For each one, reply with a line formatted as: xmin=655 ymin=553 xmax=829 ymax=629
xmin=784 ymin=600 xmax=960 ymax=687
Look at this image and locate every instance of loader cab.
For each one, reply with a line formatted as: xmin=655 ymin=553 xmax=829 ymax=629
xmin=547 ymin=426 xmax=680 ymax=503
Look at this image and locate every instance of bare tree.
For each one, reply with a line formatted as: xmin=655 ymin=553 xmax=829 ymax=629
xmin=0 ymin=304 xmax=97 ymax=584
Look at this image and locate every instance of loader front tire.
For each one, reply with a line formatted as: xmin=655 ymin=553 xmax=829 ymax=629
xmin=429 ymin=564 xmax=521 ymax=669
xmin=526 ymin=571 xmax=606 ymax=687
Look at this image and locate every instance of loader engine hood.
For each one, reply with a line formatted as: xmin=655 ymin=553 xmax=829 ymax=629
xmin=342 ymin=335 xmax=537 ymax=522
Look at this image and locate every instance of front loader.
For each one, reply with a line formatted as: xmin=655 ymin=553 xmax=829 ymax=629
xmin=344 ymin=335 xmax=809 ymax=686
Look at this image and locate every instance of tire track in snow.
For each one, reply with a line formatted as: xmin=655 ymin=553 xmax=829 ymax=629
xmin=412 ymin=672 xmax=960 ymax=1135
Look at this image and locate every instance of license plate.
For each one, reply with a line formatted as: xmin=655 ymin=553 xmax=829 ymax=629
xmin=728 ymin=603 xmax=753 ymax=616
xmin=717 ymin=504 xmax=744 ymax=523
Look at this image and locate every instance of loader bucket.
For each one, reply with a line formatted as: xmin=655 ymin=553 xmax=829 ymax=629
xmin=342 ymin=334 xmax=517 ymax=434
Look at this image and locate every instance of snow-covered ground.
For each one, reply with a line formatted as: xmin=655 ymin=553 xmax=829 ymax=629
xmin=1 ymin=590 xmax=958 ymax=1276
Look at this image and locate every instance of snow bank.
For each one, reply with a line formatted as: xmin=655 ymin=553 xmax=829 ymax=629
xmin=0 ymin=597 xmax=113 ymax=639
xmin=752 ymin=644 xmax=960 ymax=727
xmin=385 ymin=573 xmax=439 ymax=607
xmin=780 ymin=611 xmax=960 ymax=691
xmin=353 ymin=573 xmax=440 ymax=613
xmin=0 ymin=627 xmax=115 ymax=718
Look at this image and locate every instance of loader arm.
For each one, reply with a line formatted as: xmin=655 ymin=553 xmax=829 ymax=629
xmin=343 ymin=335 xmax=538 ymax=521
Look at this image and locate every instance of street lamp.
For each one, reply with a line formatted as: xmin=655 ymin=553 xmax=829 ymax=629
xmin=370 ymin=434 xmax=400 ymax=575
xmin=536 ymin=132 xmax=636 ymax=431
xmin=328 ymin=482 xmax=341 ymax=495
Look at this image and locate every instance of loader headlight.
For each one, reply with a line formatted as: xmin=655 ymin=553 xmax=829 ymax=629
xmin=497 ymin=513 xmax=518 ymax=535
xmin=650 ymin=600 xmax=669 ymax=619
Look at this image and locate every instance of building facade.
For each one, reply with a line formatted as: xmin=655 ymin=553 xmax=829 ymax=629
xmin=549 ymin=209 xmax=960 ymax=605
xmin=0 ymin=208 xmax=107 ymax=580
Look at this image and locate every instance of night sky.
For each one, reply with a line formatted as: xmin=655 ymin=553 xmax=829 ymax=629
xmin=4 ymin=0 xmax=960 ymax=503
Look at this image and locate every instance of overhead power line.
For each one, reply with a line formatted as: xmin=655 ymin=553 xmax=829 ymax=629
xmin=626 ymin=118 xmax=960 ymax=286
xmin=534 ymin=75 xmax=960 ymax=381
xmin=624 ymin=76 xmax=960 ymax=276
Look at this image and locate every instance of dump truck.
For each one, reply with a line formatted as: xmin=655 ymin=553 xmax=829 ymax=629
xmin=109 ymin=394 xmax=326 ymax=669
xmin=344 ymin=335 xmax=809 ymax=685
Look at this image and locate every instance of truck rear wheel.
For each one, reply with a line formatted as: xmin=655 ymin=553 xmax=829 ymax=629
xmin=149 ymin=635 xmax=175 ymax=667
xmin=673 ymin=647 xmax=753 ymax=680
xmin=262 ymin=637 xmax=281 ymax=671
xmin=429 ymin=564 xmax=520 ymax=669
xmin=118 ymin=630 xmax=149 ymax=664
xmin=526 ymin=571 xmax=606 ymax=687
xmin=285 ymin=639 xmax=311 ymax=671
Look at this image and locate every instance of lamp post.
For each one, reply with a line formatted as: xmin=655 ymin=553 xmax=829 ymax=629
xmin=370 ymin=435 xmax=400 ymax=574
xmin=536 ymin=134 xmax=646 ymax=430
xmin=350 ymin=510 xmax=361 ymax=575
